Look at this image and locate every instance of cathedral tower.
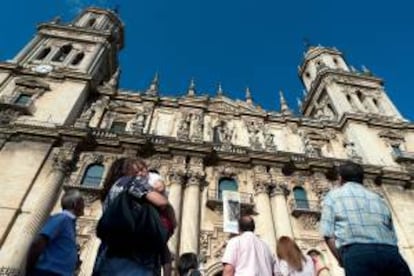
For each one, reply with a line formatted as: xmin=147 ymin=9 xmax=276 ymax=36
xmin=0 ymin=7 xmax=123 ymax=126
xmin=298 ymin=46 xmax=403 ymax=121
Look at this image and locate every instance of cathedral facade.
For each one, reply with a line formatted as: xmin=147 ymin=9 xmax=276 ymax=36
xmin=0 ymin=7 xmax=413 ymax=275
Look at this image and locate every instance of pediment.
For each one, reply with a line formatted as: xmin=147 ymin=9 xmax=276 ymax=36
xmin=178 ymin=96 xmax=208 ymax=108
xmin=208 ymin=97 xmax=264 ymax=115
xmin=15 ymin=77 xmax=50 ymax=90
xmin=378 ymin=130 xmax=404 ymax=140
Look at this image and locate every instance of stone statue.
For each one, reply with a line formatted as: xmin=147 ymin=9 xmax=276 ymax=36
xmin=177 ymin=113 xmax=191 ymax=141
xmin=130 ymin=112 xmax=146 ymax=134
xmin=190 ymin=113 xmax=204 ymax=142
xmin=264 ymin=131 xmax=277 ymax=152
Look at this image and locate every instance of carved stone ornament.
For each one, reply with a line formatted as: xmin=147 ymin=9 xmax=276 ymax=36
xmin=177 ymin=112 xmax=191 ymax=141
xmin=52 ymin=143 xmax=77 ymax=173
xmin=190 ymin=113 xmax=204 ymax=142
xmin=264 ymin=131 xmax=277 ymax=152
xmin=200 ymin=227 xmax=228 ymax=263
xmin=0 ymin=108 xmax=20 ymax=125
xmin=297 ymin=213 xmax=320 ymax=231
xmin=310 ymin=175 xmax=331 ymax=202
xmin=343 ymin=140 xmax=362 ymax=163
xmin=253 ymin=180 xmax=269 ymax=195
xmin=129 ymin=110 xmax=146 ymax=134
xmin=217 ymin=165 xmax=238 ymax=178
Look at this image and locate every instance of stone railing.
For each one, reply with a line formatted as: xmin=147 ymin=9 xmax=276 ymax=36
xmin=206 ymin=189 xmax=255 ymax=212
xmin=289 ymin=199 xmax=321 ymax=218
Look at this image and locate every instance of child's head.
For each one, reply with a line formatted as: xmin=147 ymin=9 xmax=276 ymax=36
xmin=152 ymin=180 xmax=166 ymax=194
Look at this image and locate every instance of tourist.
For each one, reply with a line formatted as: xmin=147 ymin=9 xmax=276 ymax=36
xmin=177 ymin=252 xmax=201 ymax=276
xmin=320 ymin=161 xmax=412 ymax=276
xmin=222 ymin=215 xmax=275 ymax=276
xmin=274 ymin=236 xmax=315 ymax=276
xmin=26 ymin=190 xmax=85 ymax=276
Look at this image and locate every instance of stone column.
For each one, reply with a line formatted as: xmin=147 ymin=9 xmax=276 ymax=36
xmin=167 ymin=172 xmax=185 ymax=256
xmin=253 ymin=179 xmax=277 ymax=253
xmin=270 ymin=185 xmax=293 ymax=239
xmin=0 ymin=142 xmax=77 ymax=273
xmin=179 ymin=157 xmax=204 ymax=255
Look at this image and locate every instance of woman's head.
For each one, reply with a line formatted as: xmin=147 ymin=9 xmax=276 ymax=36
xmin=101 ymin=157 xmax=148 ymax=200
xmin=178 ymin=252 xmax=199 ymax=276
xmin=277 ymin=236 xmax=305 ymax=271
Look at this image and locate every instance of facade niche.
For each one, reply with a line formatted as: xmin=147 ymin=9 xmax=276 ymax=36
xmin=218 ymin=177 xmax=238 ymax=199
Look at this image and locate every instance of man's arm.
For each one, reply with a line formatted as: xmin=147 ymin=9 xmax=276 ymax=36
xmin=324 ymin=236 xmax=342 ymax=267
xmin=223 ymin=263 xmax=235 ymax=276
xmin=26 ymin=235 xmax=49 ymax=272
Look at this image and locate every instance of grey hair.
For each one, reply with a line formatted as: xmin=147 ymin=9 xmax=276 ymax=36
xmin=61 ymin=189 xmax=83 ymax=210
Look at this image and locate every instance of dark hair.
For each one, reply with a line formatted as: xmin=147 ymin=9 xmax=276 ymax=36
xmin=100 ymin=157 xmax=141 ymax=201
xmin=338 ymin=161 xmax=364 ymax=184
xmin=238 ymin=215 xmax=255 ymax=232
xmin=178 ymin=252 xmax=199 ymax=276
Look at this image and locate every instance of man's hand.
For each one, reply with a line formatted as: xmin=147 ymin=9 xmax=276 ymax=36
xmin=324 ymin=236 xmax=343 ymax=267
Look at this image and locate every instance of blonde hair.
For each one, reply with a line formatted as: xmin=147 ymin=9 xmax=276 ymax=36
xmin=277 ymin=236 xmax=306 ymax=271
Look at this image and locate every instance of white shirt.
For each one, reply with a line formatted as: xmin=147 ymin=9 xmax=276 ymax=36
xmin=275 ymin=255 xmax=315 ymax=276
xmin=222 ymin=231 xmax=275 ymax=276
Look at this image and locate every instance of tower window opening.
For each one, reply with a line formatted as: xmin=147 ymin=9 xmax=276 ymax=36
xmin=35 ymin=47 xmax=51 ymax=60
xmin=333 ymin=58 xmax=338 ymax=65
xmin=86 ymin=17 xmax=96 ymax=28
xmin=71 ymin=52 xmax=85 ymax=66
xmin=14 ymin=94 xmax=32 ymax=105
xmin=52 ymin=44 xmax=73 ymax=62
xmin=357 ymin=90 xmax=364 ymax=102
xmin=305 ymin=72 xmax=311 ymax=78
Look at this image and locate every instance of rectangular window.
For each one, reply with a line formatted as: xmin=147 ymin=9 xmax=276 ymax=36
xmin=110 ymin=121 xmax=126 ymax=133
xmin=14 ymin=94 xmax=32 ymax=105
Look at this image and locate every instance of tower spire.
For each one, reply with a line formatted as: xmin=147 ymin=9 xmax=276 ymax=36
xmin=187 ymin=78 xmax=196 ymax=97
xmin=279 ymin=90 xmax=292 ymax=115
xmin=146 ymin=72 xmax=159 ymax=96
xmin=216 ymin=82 xmax=224 ymax=97
xmin=245 ymin=87 xmax=253 ymax=105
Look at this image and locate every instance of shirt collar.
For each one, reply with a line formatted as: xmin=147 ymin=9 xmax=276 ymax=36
xmin=61 ymin=210 xmax=77 ymax=220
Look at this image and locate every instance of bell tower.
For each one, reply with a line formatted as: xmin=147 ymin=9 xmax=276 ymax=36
xmin=0 ymin=7 xmax=124 ymax=125
xmin=298 ymin=46 xmax=404 ymax=121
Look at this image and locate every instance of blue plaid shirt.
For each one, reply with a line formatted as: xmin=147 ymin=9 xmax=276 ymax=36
xmin=320 ymin=182 xmax=398 ymax=249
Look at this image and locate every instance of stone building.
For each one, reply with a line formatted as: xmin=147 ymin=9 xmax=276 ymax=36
xmin=0 ymin=7 xmax=413 ymax=275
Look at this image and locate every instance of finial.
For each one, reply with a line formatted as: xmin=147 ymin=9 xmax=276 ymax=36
xmin=187 ymin=78 xmax=196 ymax=97
xmin=217 ymin=82 xmax=224 ymax=96
xmin=146 ymin=72 xmax=159 ymax=96
xmin=279 ymin=90 xmax=292 ymax=115
xmin=361 ymin=65 xmax=372 ymax=75
xmin=245 ymin=87 xmax=253 ymax=105
xmin=302 ymin=89 xmax=307 ymax=96
xmin=51 ymin=16 xmax=61 ymax=24
xmin=303 ymin=37 xmax=311 ymax=50
xmin=296 ymin=97 xmax=302 ymax=110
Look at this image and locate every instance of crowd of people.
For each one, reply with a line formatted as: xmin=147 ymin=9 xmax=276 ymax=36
xmin=24 ymin=159 xmax=412 ymax=276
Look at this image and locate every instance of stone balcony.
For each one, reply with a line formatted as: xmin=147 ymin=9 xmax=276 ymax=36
xmin=289 ymin=199 xmax=321 ymax=218
xmin=206 ymin=189 xmax=255 ymax=213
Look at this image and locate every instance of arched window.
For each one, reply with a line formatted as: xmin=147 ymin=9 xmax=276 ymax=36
xmin=81 ymin=164 xmax=104 ymax=187
xmin=36 ymin=47 xmax=51 ymax=60
xmin=218 ymin=178 xmax=238 ymax=199
xmin=52 ymin=44 xmax=72 ymax=62
xmin=356 ymin=90 xmax=363 ymax=102
xmin=71 ymin=52 xmax=84 ymax=66
xmin=293 ymin=186 xmax=309 ymax=209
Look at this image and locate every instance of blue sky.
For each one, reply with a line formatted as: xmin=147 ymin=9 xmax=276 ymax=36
xmin=0 ymin=0 xmax=413 ymax=120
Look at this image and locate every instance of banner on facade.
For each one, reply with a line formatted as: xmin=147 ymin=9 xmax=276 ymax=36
xmin=222 ymin=190 xmax=241 ymax=234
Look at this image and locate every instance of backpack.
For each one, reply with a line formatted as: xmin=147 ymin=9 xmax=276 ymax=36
xmin=96 ymin=179 xmax=167 ymax=257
